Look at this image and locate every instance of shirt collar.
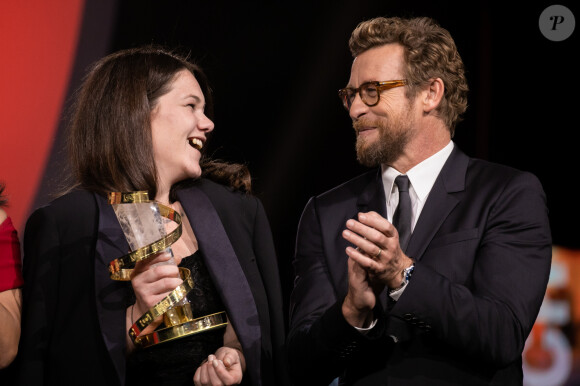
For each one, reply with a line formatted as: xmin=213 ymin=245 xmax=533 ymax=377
xmin=381 ymin=140 xmax=454 ymax=203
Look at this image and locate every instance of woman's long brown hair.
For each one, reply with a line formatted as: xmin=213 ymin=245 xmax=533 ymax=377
xmin=66 ymin=46 xmax=250 ymax=199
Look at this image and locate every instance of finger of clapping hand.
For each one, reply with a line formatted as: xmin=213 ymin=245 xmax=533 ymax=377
xmin=343 ymin=218 xmax=387 ymax=251
xmin=357 ymin=211 xmax=396 ymax=236
xmin=345 ymin=245 xmax=380 ymax=270
xmin=342 ymin=228 xmax=381 ymax=257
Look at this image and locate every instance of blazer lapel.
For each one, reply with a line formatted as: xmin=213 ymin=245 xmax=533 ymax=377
xmin=94 ymin=192 xmax=130 ymax=384
xmin=385 ymin=148 xmax=468 ymax=341
xmin=406 ymin=147 xmax=468 ymax=261
xmin=356 ymin=168 xmax=387 ymax=217
xmin=354 ymin=169 xmax=391 ymax=310
xmin=325 ymin=169 xmax=385 ymax=296
xmin=177 ymin=186 xmax=262 ymax=385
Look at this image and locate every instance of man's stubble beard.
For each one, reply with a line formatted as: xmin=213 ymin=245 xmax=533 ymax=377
xmin=354 ymin=105 xmax=414 ymax=167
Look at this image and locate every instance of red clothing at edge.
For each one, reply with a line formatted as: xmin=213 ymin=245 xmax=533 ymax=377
xmin=0 ymin=217 xmax=23 ymax=292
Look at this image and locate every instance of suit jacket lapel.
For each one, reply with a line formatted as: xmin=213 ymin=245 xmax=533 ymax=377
xmin=326 ymin=169 xmax=386 ymax=296
xmin=94 ymin=192 xmax=130 ymax=384
xmin=177 ymin=186 xmax=262 ymax=385
xmin=356 ymin=168 xmax=387 ymax=217
xmin=353 ymin=169 xmax=390 ymax=310
xmin=385 ymin=148 xmax=468 ymax=340
xmin=406 ymin=147 xmax=468 ymax=260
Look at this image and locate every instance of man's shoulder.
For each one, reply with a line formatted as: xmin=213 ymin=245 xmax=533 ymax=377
xmin=466 ymin=157 xmax=542 ymax=187
xmin=468 ymin=157 xmax=518 ymax=173
xmin=445 ymin=146 xmax=543 ymax=191
xmin=314 ymin=168 xmax=379 ymax=204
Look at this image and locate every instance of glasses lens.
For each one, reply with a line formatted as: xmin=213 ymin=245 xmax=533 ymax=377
xmin=339 ymin=89 xmax=355 ymax=110
xmin=361 ymin=83 xmax=379 ymax=106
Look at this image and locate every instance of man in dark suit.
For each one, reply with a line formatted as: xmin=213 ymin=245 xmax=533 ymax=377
xmin=287 ymin=16 xmax=551 ymax=385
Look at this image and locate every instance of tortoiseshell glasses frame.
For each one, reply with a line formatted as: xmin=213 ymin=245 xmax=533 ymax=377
xmin=338 ymin=80 xmax=407 ymax=110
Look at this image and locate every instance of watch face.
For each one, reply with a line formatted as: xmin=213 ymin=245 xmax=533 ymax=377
xmin=404 ymin=264 xmax=415 ymax=281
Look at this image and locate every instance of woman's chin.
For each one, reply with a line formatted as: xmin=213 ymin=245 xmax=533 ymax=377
xmin=187 ymin=166 xmax=202 ymax=180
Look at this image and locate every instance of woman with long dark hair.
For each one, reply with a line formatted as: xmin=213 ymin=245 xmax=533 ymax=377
xmin=17 ymin=47 xmax=287 ymax=386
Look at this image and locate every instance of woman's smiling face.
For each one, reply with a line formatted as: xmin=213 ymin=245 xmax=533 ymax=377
xmin=150 ymin=69 xmax=214 ymax=192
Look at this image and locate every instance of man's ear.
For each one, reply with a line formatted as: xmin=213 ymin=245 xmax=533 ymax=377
xmin=422 ymin=78 xmax=444 ymax=113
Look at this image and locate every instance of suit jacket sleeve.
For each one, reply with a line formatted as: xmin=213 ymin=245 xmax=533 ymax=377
xmin=287 ymin=197 xmax=387 ymax=385
xmin=392 ymin=170 xmax=551 ymax=366
xmin=17 ymin=207 xmax=59 ymax=385
xmin=250 ymin=198 xmax=291 ymax=385
xmin=16 ymin=192 xmax=118 ymax=386
xmin=191 ymin=180 xmax=289 ymax=385
xmin=288 ymin=162 xmax=551 ymax=383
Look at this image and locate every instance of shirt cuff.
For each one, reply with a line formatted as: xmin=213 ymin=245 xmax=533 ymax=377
xmin=354 ymin=318 xmax=378 ymax=334
xmin=388 ymin=279 xmax=410 ymax=302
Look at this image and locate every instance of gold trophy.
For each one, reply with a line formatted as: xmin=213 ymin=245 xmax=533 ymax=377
xmin=108 ymin=191 xmax=227 ymax=348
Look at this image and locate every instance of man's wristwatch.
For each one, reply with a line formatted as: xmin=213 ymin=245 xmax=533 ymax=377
xmin=389 ymin=263 xmax=415 ymax=293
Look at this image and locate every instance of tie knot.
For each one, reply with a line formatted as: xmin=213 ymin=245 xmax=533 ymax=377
xmin=395 ymin=175 xmax=410 ymax=192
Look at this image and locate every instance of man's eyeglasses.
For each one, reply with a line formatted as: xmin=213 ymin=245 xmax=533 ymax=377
xmin=338 ymin=80 xmax=407 ymax=111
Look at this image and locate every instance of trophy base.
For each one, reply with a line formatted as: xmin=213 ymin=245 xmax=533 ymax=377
xmin=136 ymin=311 xmax=228 ymax=349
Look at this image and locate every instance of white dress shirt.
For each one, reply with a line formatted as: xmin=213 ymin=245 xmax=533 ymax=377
xmin=355 ymin=141 xmax=455 ymax=332
xmin=381 ymin=140 xmax=454 ymax=301
xmin=381 ymin=140 xmax=455 ymax=229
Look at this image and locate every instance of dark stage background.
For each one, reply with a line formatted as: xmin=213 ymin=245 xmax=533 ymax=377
xmin=102 ymin=0 xmax=577 ymax=305
xmin=0 ymin=1 xmax=577 ymax=384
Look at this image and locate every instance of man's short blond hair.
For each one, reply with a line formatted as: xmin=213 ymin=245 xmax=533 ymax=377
xmin=349 ymin=17 xmax=468 ymax=135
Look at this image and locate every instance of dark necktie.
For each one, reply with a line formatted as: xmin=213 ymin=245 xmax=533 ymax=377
xmin=393 ymin=175 xmax=412 ymax=252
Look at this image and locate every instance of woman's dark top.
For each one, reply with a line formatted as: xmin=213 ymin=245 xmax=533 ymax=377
xmin=126 ymin=250 xmax=225 ymax=386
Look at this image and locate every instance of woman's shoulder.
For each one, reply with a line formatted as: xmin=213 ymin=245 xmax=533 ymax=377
xmin=28 ymin=189 xmax=98 ymax=226
xmin=47 ymin=190 xmax=95 ymax=210
xmin=196 ymin=178 xmax=260 ymax=212
xmin=197 ymin=177 xmax=249 ymax=196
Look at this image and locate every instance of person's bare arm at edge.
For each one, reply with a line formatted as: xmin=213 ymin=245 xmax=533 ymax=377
xmin=0 ymin=209 xmax=22 ymax=368
xmin=0 ymin=288 xmax=22 ymax=368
